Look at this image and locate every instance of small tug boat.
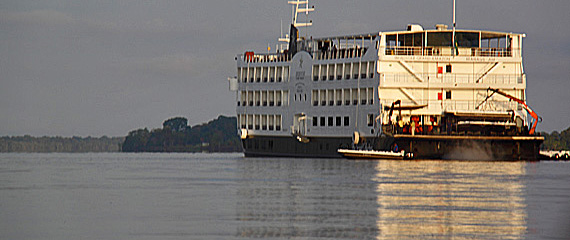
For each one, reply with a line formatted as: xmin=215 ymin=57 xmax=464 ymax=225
xmin=337 ymin=149 xmax=410 ymax=160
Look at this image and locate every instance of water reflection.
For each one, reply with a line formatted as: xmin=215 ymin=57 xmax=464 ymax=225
xmin=374 ymin=161 xmax=527 ymax=239
xmin=235 ymin=158 xmax=527 ymax=239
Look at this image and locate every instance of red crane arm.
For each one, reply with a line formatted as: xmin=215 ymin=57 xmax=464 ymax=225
xmin=487 ymin=88 xmax=541 ymax=134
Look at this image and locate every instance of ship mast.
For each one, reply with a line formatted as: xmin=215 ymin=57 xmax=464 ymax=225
xmin=279 ymin=0 xmax=314 ymax=50
xmin=452 ymin=0 xmax=457 ymax=56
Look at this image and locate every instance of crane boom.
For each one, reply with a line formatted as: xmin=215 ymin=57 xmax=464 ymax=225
xmin=483 ymin=88 xmax=542 ymax=135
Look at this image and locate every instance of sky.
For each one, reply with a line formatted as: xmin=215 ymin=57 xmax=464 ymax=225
xmin=1 ymin=0 xmax=569 ymax=137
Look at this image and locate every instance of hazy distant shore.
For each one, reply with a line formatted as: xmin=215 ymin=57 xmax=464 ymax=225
xmin=0 ymin=136 xmax=124 ymax=153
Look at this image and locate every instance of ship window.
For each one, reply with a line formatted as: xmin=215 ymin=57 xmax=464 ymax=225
xmin=336 ymin=117 xmax=341 ymax=126
xmin=262 ymin=115 xmax=267 ymax=130
xmin=276 ymin=115 xmax=281 ymax=131
xmin=270 ymin=91 xmax=276 ymax=106
xmin=328 ymin=117 xmax=333 ymax=126
xmin=367 ymin=114 xmax=374 ymax=127
xmin=313 ymin=65 xmax=319 ymax=81
xmin=427 ymin=32 xmax=452 ymax=47
xmin=320 ymin=117 xmax=325 ymax=126
xmin=269 ymin=67 xmax=275 ymax=82
xmin=255 ymin=91 xmax=260 ymax=106
xmin=269 ymin=115 xmax=274 ymax=130
xmin=313 ymin=117 xmax=318 ymax=126
xmin=446 ymin=90 xmax=452 ymax=99
xmin=344 ymin=116 xmax=350 ymax=126
xmin=283 ymin=66 xmax=289 ymax=82
xmin=353 ymin=62 xmax=360 ymax=79
xmin=344 ymin=89 xmax=350 ymax=106
xmin=312 ymin=90 xmax=318 ymax=106
xmin=352 ymin=88 xmax=359 ymax=105
xmin=262 ymin=67 xmax=268 ymax=82
xmin=277 ymin=67 xmax=283 ymax=82
xmin=282 ymin=91 xmax=288 ymax=106
xmin=254 ymin=115 xmax=260 ymax=130
xmin=446 ymin=64 xmax=452 ymax=73
xmin=455 ymin=32 xmax=479 ymax=48
xmin=247 ymin=115 xmax=253 ymax=130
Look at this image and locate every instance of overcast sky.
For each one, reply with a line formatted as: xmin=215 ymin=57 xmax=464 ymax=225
xmin=1 ymin=0 xmax=569 ymax=137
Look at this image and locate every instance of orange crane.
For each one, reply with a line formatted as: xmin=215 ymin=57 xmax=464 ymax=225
xmin=476 ymin=87 xmax=542 ymax=135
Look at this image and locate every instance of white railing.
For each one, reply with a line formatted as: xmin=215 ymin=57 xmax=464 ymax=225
xmin=380 ymin=100 xmax=520 ymax=112
xmin=383 ymin=73 xmax=524 ymax=85
xmin=239 ymin=53 xmax=291 ymax=63
xmin=384 ymin=46 xmax=517 ymax=57
xmin=311 ymin=47 xmax=368 ymax=60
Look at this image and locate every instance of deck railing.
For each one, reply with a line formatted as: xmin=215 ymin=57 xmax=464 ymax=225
xmin=380 ymin=99 xmax=520 ymax=113
xmin=240 ymin=53 xmax=291 ymax=63
xmin=383 ymin=73 xmax=524 ymax=85
xmin=384 ymin=46 xmax=516 ymax=57
xmin=311 ymin=47 xmax=368 ymax=60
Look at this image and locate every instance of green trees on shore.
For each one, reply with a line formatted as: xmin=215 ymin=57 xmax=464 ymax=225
xmin=541 ymin=126 xmax=570 ymax=150
xmin=121 ymin=115 xmax=241 ymax=152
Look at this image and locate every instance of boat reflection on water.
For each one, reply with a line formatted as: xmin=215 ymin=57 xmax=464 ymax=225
xmin=235 ymin=158 xmax=527 ymax=239
xmin=374 ymin=161 xmax=526 ymax=239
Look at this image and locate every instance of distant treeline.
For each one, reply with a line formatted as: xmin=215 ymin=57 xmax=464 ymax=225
xmin=541 ymin=126 xmax=570 ymax=150
xmin=0 ymin=136 xmax=124 ymax=153
xmin=121 ymin=115 xmax=241 ymax=153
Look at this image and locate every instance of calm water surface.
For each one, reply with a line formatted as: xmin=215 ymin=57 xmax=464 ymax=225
xmin=1 ymin=153 xmax=569 ymax=239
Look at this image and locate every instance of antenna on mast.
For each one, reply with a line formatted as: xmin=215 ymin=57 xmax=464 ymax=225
xmin=288 ymin=0 xmax=314 ymax=28
xmin=452 ymin=0 xmax=457 ymax=56
xmin=279 ymin=0 xmax=314 ymax=52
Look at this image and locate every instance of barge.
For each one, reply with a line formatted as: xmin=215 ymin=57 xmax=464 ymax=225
xmin=229 ymin=1 xmax=544 ymax=160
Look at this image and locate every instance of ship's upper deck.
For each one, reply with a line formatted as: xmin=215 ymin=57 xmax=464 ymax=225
xmin=381 ymin=24 xmax=525 ymax=58
xmin=238 ymin=33 xmax=379 ymax=64
xmin=237 ymin=24 xmax=525 ymax=64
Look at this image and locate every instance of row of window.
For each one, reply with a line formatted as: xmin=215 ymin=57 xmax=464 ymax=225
xmin=238 ymin=114 xmax=376 ymax=132
xmin=311 ymin=114 xmax=376 ymax=128
xmin=313 ymin=116 xmax=350 ymax=127
xmin=312 ymin=88 xmax=375 ymax=106
xmin=238 ymin=66 xmax=290 ymax=83
xmin=238 ymin=90 xmax=289 ymax=107
xmin=313 ymin=61 xmax=376 ymax=81
xmin=236 ymin=61 xmax=377 ymax=84
xmin=238 ymin=114 xmax=282 ymax=131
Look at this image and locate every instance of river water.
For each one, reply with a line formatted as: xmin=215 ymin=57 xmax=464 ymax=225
xmin=1 ymin=153 xmax=569 ymax=239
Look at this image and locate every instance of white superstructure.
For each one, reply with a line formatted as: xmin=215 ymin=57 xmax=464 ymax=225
xmin=229 ymin=1 xmax=538 ymax=158
xmin=377 ymin=25 xmax=528 ymax=132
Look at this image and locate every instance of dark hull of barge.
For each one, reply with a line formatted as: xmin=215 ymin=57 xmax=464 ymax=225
xmin=391 ymin=134 xmax=544 ymax=161
xmin=240 ymin=134 xmax=544 ymax=160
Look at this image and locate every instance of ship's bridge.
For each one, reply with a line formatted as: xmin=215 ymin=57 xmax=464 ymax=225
xmin=381 ymin=25 xmax=524 ymax=58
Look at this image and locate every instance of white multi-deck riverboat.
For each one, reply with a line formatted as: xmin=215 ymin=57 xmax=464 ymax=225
xmin=229 ymin=1 xmax=544 ymax=160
